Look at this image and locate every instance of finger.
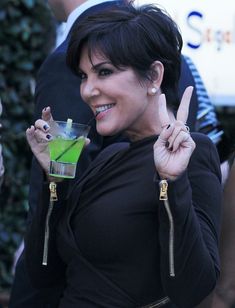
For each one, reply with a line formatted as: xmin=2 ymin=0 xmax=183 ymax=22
xmin=158 ymin=94 xmax=171 ymax=129
xmin=42 ymin=106 xmax=54 ymax=123
xmin=171 ymin=131 xmax=195 ymax=153
xmin=167 ymin=121 xmax=189 ymax=149
xmin=85 ymin=137 xmax=90 ymax=146
xmin=26 ymin=126 xmax=47 ymax=149
xmin=26 ymin=126 xmax=36 ymax=146
xmin=176 ymin=86 xmax=193 ymax=124
xmin=35 ymin=119 xmax=51 ymax=132
xmin=34 ymin=128 xmax=51 ymax=143
xmin=154 ymin=123 xmax=174 ymax=149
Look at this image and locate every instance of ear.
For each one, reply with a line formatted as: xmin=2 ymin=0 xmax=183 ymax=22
xmin=147 ymin=61 xmax=164 ymax=96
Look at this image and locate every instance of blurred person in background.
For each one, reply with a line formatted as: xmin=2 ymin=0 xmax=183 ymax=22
xmin=0 ymin=99 xmax=4 ymax=189
xmin=212 ymin=152 xmax=235 ymax=308
xmin=183 ymin=55 xmax=231 ymax=184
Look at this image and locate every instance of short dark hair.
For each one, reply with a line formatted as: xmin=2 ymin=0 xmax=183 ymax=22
xmin=67 ymin=3 xmax=183 ymax=110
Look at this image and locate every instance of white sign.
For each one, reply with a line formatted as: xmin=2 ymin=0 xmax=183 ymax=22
xmin=136 ymin=0 xmax=235 ymax=106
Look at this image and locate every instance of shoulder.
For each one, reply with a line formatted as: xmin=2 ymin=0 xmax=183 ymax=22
xmin=190 ymin=132 xmax=221 ymax=179
xmin=93 ymin=142 xmax=130 ymax=164
xmin=191 ymin=132 xmax=217 ymax=154
xmin=37 ymin=39 xmax=69 ymax=77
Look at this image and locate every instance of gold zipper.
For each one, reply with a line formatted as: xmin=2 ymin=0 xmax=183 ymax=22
xmin=159 ymin=180 xmax=175 ymax=277
xmin=159 ymin=179 xmax=168 ymax=200
xmin=49 ymin=181 xmax=58 ymax=201
xmin=42 ymin=182 xmax=57 ymax=266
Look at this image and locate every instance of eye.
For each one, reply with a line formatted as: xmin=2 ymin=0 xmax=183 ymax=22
xmin=98 ymin=68 xmax=112 ymax=77
xmin=78 ymin=71 xmax=87 ymax=81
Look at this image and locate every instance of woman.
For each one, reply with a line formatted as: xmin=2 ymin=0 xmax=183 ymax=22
xmin=25 ymin=4 xmax=222 ymax=307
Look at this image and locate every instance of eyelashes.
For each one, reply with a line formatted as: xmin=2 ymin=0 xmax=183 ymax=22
xmin=98 ymin=68 xmax=113 ymax=76
xmin=77 ymin=71 xmax=87 ymax=81
xmin=78 ymin=68 xmax=113 ymax=81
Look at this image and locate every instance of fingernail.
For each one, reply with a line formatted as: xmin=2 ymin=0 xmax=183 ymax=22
xmin=43 ymin=124 xmax=49 ymax=130
xmin=43 ymin=107 xmax=47 ymax=111
xmin=169 ymin=146 xmax=173 ymax=152
xmin=165 ymin=141 xmax=169 ymax=148
xmin=46 ymin=134 xmax=51 ymax=140
xmin=166 ymin=124 xmax=171 ymax=129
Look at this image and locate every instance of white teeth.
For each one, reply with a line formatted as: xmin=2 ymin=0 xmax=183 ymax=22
xmin=96 ymin=104 xmax=114 ymax=113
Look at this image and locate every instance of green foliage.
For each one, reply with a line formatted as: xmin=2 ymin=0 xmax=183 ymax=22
xmin=0 ymin=0 xmax=56 ymax=291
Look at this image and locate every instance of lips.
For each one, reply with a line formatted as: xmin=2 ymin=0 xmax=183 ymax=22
xmin=95 ymin=103 xmax=115 ymax=116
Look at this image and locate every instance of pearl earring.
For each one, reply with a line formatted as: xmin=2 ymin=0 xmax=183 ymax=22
xmin=151 ymin=87 xmax=157 ymax=94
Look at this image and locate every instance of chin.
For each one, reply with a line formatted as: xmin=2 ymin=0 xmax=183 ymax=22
xmin=98 ymin=130 xmax=115 ymax=137
xmin=97 ymin=126 xmax=119 ymax=137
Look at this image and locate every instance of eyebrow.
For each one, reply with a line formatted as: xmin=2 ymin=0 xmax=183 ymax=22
xmin=78 ymin=61 xmax=112 ymax=73
xmin=92 ymin=61 xmax=111 ymax=71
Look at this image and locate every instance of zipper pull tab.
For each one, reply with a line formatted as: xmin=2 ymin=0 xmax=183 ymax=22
xmin=49 ymin=182 xmax=58 ymax=201
xmin=42 ymin=182 xmax=57 ymax=266
xmin=159 ymin=179 xmax=168 ymax=200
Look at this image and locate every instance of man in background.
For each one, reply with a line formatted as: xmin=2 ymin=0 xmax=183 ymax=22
xmin=0 ymin=99 xmax=4 ymax=189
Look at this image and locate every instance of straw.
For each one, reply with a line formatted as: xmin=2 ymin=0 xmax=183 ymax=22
xmin=86 ymin=111 xmax=100 ymax=126
xmin=54 ymin=137 xmax=78 ymax=162
xmin=54 ymin=113 xmax=99 ymax=162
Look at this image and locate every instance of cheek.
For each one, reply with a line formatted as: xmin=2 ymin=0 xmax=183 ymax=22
xmin=80 ymin=84 xmax=87 ymax=102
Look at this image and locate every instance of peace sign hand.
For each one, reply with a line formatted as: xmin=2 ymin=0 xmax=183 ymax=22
xmin=153 ymin=86 xmax=196 ymax=181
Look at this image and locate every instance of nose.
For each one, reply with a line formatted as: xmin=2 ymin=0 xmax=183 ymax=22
xmin=81 ymin=78 xmax=100 ymax=102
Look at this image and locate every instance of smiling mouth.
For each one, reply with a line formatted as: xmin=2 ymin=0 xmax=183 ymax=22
xmin=95 ymin=104 xmax=115 ymax=115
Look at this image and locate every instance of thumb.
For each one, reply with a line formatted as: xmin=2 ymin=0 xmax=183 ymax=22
xmin=85 ymin=137 xmax=90 ymax=147
xmin=26 ymin=126 xmax=37 ymax=149
xmin=158 ymin=124 xmax=173 ymax=145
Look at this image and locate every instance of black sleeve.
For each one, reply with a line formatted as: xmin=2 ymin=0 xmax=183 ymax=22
xmin=158 ymin=133 xmax=222 ymax=307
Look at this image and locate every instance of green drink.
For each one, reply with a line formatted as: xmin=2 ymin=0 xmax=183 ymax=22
xmin=48 ymin=120 xmax=90 ymax=178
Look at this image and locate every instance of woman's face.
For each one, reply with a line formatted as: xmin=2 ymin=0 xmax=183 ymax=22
xmin=79 ymin=46 xmax=156 ymax=140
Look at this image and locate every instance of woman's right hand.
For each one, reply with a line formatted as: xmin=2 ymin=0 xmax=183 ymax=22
xmin=26 ymin=107 xmax=54 ymax=175
xmin=26 ymin=107 xmax=91 ymax=177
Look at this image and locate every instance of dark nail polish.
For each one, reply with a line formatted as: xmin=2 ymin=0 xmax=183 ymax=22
xmin=46 ymin=134 xmax=51 ymax=139
xmin=169 ymin=146 xmax=173 ymax=152
xmin=43 ymin=107 xmax=47 ymax=111
xmin=43 ymin=124 xmax=49 ymax=130
xmin=165 ymin=141 xmax=169 ymax=148
xmin=166 ymin=124 xmax=171 ymax=129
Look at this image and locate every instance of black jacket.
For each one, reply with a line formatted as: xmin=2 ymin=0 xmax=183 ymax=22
xmin=25 ymin=133 xmax=222 ymax=308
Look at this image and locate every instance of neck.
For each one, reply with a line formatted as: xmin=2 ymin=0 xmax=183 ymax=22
xmin=125 ymin=96 xmax=175 ymax=142
xmin=65 ymin=0 xmax=87 ymax=19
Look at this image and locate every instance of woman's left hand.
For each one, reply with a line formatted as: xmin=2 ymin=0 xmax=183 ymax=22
xmin=153 ymin=86 xmax=196 ymax=181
